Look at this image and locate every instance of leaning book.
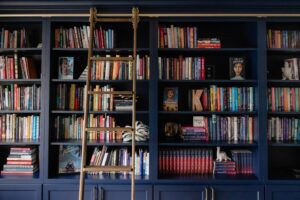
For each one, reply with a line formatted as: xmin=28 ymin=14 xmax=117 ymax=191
xmin=58 ymin=145 xmax=81 ymax=174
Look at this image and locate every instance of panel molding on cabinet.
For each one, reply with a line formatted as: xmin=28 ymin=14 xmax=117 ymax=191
xmin=43 ymin=184 xmax=96 ymax=200
xmin=211 ymin=185 xmax=263 ymax=200
xmin=266 ymin=185 xmax=300 ymax=200
xmin=154 ymin=185 xmax=206 ymax=200
xmin=100 ymin=185 xmax=152 ymax=200
xmin=0 ymin=184 xmax=42 ymax=200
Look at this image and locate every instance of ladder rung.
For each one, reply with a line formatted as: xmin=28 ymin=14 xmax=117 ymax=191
xmin=85 ymin=127 xmax=134 ymax=132
xmin=94 ymin=18 xmax=132 ymax=23
xmin=83 ymin=166 xmax=132 ymax=172
xmin=88 ymin=91 xmax=134 ymax=95
xmin=90 ymin=57 xmax=133 ymax=62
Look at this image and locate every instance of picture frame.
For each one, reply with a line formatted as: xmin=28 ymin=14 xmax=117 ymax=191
xmin=163 ymin=87 xmax=178 ymax=111
xmin=229 ymin=57 xmax=246 ymax=80
xmin=58 ymin=56 xmax=74 ymax=79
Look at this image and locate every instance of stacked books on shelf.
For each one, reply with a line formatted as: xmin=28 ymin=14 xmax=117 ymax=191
xmin=231 ymin=150 xmax=253 ymax=174
xmin=0 ymin=114 xmax=40 ymax=140
xmin=55 ymin=26 xmax=115 ymax=48
xmin=213 ymin=161 xmax=236 ymax=175
xmin=114 ymin=95 xmax=134 ymax=111
xmin=197 ymin=38 xmax=221 ymax=48
xmin=0 ymin=55 xmax=38 ymax=79
xmin=188 ymin=86 xmax=255 ymax=112
xmin=158 ymin=148 xmax=213 ymax=175
xmin=89 ymin=146 xmax=149 ymax=176
xmin=268 ymin=117 xmax=300 ymax=141
xmin=0 ymin=27 xmax=30 ymax=48
xmin=181 ymin=126 xmax=208 ymax=141
xmin=268 ymin=87 xmax=300 ymax=112
xmin=0 ymin=84 xmax=41 ymax=110
xmin=54 ymin=114 xmax=118 ymax=141
xmin=158 ymin=56 xmax=205 ymax=80
xmin=1 ymin=147 xmax=38 ymax=175
xmin=158 ymin=25 xmax=198 ymax=48
xmin=267 ymin=29 xmax=300 ymax=48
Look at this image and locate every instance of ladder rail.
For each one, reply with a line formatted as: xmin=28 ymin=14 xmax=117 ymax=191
xmin=79 ymin=7 xmax=96 ymax=200
xmin=79 ymin=7 xmax=139 ymax=200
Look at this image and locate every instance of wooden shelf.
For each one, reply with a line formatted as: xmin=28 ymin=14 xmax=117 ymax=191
xmin=159 ymin=141 xmax=257 ymax=147
xmin=0 ymin=110 xmax=41 ymax=114
xmin=0 ymin=48 xmax=42 ymax=53
xmin=0 ymin=139 xmax=40 ymax=145
xmin=51 ymin=110 xmax=149 ymax=114
xmin=159 ymin=111 xmax=257 ymax=115
xmin=51 ymin=139 xmax=149 ymax=147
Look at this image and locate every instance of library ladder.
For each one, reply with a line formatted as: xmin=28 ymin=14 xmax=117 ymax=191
xmin=78 ymin=7 xmax=140 ymax=200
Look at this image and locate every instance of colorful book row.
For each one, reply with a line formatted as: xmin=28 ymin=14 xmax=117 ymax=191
xmin=0 ymin=114 xmax=40 ymax=140
xmin=0 ymin=27 xmax=30 ymax=48
xmin=54 ymin=114 xmax=119 ymax=141
xmin=268 ymin=87 xmax=300 ymax=112
xmin=268 ymin=117 xmax=300 ymax=142
xmin=0 ymin=84 xmax=41 ymax=110
xmin=158 ymin=25 xmax=198 ymax=48
xmin=158 ymin=56 xmax=205 ymax=80
xmin=267 ymin=29 xmax=300 ymax=48
xmin=89 ymin=146 xmax=149 ymax=176
xmin=55 ymin=26 xmax=115 ymax=48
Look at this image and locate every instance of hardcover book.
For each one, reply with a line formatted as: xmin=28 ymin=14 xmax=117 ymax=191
xmin=163 ymin=87 xmax=178 ymax=111
xmin=229 ymin=57 xmax=246 ymax=80
xmin=58 ymin=57 xmax=74 ymax=79
xmin=58 ymin=145 xmax=81 ymax=174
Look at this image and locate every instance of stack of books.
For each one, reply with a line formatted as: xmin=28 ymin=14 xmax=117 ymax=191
xmin=181 ymin=126 xmax=208 ymax=141
xmin=213 ymin=161 xmax=236 ymax=175
xmin=1 ymin=147 xmax=38 ymax=175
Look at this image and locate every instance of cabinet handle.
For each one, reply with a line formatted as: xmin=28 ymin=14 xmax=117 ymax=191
xmin=98 ymin=187 xmax=103 ymax=200
xmin=92 ymin=187 xmax=97 ymax=200
xmin=210 ymin=187 xmax=214 ymax=200
xmin=204 ymin=187 xmax=208 ymax=200
xmin=257 ymin=191 xmax=259 ymax=200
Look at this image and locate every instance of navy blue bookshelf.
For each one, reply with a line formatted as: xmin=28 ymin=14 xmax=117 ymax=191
xmin=2 ymin=6 xmax=300 ymax=200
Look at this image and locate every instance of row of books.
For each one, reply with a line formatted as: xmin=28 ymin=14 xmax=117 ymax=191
xmin=54 ymin=114 xmax=119 ymax=141
xmin=89 ymin=147 xmax=149 ymax=176
xmin=0 ymin=114 xmax=40 ymax=140
xmin=268 ymin=117 xmax=300 ymax=142
xmin=1 ymin=147 xmax=38 ymax=175
xmin=0 ymin=84 xmax=41 ymax=110
xmin=86 ymin=54 xmax=150 ymax=80
xmin=182 ymin=115 xmax=254 ymax=142
xmin=231 ymin=150 xmax=253 ymax=174
xmin=0 ymin=27 xmax=30 ymax=48
xmin=158 ymin=148 xmax=213 ymax=175
xmin=56 ymin=84 xmax=117 ymax=111
xmin=158 ymin=56 xmax=205 ymax=80
xmin=187 ymin=86 xmax=255 ymax=112
xmin=0 ymin=56 xmax=38 ymax=79
xmin=55 ymin=26 xmax=115 ymax=48
xmin=268 ymin=87 xmax=300 ymax=112
xmin=267 ymin=29 xmax=300 ymax=48
xmin=158 ymin=25 xmax=198 ymax=48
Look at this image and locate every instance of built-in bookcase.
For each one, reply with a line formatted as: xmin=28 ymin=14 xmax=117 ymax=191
xmin=266 ymin=20 xmax=300 ymax=181
xmin=46 ymin=19 xmax=151 ymax=182
xmin=157 ymin=19 xmax=260 ymax=181
xmin=0 ymin=19 xmax=43 ymax=182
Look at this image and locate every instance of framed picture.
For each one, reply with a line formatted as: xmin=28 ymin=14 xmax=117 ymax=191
xmin=58 ymin=145 xmax=81 ymax=174
xmin=58 ymin=56 xmax=74 ymax=79
xmin=163 ymin=87 xmax=178 ymax=111
xmin=229 ymin=57 xmax=245 ymax=80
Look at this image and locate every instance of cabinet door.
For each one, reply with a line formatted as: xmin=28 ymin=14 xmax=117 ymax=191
xmin=43 ymin=184 xmax=96 ymax=200
xmin=0 ymin=184 xmax=41 ymax=200
xmin=100 ymin=185 xmax=152 ymax=200
xmin=154 ymin=185 xmax=205 ymax=200
xmin=211 ymin=185 xmax=263 ymax=200
xmin=266 ymin=185 xmax=300 ymax=200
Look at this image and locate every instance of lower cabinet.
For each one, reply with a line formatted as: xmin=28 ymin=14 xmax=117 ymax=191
xmin=154 ymin=185 xmax=263 ymax=200
xmin=100 ymin=185 xmax=152 ymax=200
xmin=43 ymin=184 xmax=152 ymax=200
xmin=43 ymin=184 xmax=96 ymax=200
xmin=0 ymin=184 xmax=42 ymax=200
xmin=265 ymin=185 xmax=300 ymax=200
